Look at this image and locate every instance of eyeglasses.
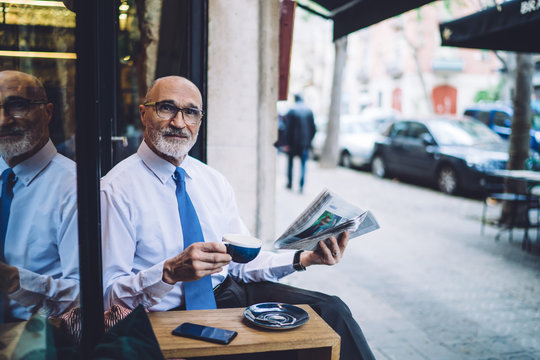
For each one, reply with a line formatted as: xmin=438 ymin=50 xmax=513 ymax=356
xmin=0 ymin=98 xmax=47 ymax=118
xmin=143 ymin=101 xmax=204 ymax=125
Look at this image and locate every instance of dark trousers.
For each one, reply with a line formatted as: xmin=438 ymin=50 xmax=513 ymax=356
xmin=287 ymin=149 xmax=309 ymax=191
xmin=214 ymin=277 xmax=375 ymax=360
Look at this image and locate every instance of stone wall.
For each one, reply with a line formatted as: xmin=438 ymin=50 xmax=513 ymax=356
xmin=207 ymin=0 xmax=279 ymax=242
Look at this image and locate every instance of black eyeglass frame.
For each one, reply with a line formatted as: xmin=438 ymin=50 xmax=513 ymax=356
xmin=0 ymin=98 xmax=48 ymax=118
xmin=143 ymin=101 xmax=204 ymax=124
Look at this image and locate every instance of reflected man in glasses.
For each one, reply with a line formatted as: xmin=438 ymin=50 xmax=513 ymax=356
xmin=101 ymin=76 xmax=374 ymax=360
xmin=0 ymin=70 xmax=79 ymax=321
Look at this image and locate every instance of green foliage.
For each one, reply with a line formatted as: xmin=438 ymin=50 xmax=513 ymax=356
xmin=442 ymin=0 xmax=472 ymax=14
xmin=443 ymin=0 xmax=452 ymax=12
xmin=473 ymin=78 xmax=506 ymax=103
xmin=474 ymin=90 xmax=497 ymax=103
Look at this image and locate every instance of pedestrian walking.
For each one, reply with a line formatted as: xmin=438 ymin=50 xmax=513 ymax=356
xmin=284 ymin=94 xmax=316 ymax=193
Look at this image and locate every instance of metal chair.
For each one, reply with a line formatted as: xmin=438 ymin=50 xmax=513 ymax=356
xmin=480 ymin=176 xmax=539 ymax=243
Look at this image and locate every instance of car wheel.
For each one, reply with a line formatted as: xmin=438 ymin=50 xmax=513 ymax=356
xmin=340 ymin=151 xmax=352 ymax=168
xmin=437 ymin=166 xmax=458 ymax=195
xmin=371 ymin=155 xmax=386 ymax=178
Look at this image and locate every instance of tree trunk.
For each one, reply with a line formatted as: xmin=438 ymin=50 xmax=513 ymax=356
xmin=400 ymin=16 xmax=432 ymax=114
xmin=500 ymin=53 xmax=533 ymax=226
xmin=320 ymin=36 xmax=347 ymax=168
xmin=411 ymin=45 xmax=433 ymax=113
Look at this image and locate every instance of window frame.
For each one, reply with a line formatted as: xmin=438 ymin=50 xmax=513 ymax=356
xmin=74 ymin=1 xmax=208 ymax=355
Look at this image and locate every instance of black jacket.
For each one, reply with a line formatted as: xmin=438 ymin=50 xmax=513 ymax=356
xmin=285 ymin=102 xmax=316 ymax=156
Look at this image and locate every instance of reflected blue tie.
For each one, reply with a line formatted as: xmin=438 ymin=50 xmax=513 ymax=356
xmin=1 ymin=168 xmax=16 ymax=323
xmin=174 ymin=167 xmax=216 ymax=310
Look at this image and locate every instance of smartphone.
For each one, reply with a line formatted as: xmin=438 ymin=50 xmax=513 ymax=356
xmin=171 ymin=322 xmax=238 ymax=345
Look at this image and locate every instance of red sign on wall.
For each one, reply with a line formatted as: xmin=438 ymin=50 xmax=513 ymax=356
xmin=432 ymin=85 xmax=457 ymax=115
xmin=392 ymin=88 xmax=402 ymax=113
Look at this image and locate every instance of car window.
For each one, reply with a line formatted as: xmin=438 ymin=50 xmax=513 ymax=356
xmin=474 ymin=111 xmax=490 ymax=126
xmin=531 ymin=114 xmax=540 ymax=131
xmin=428 ymin=119 xmax=503 ymax=146
xmin=390 ymin=122 xmax=408 ymax=138
xmin=493 ymin=111 xmax=510 ymax=127
xmin=408 ymin=123 xmax=430 ymax=140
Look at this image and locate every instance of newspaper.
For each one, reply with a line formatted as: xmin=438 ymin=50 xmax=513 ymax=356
xmin=274 ymin=189 xmax=379 ymax=251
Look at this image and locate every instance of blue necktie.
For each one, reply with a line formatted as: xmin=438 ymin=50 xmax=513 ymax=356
xmin=174 ymin=167 xmax=217 ymax=310
xmin=1 ymin=168 xmax=16 ymax=323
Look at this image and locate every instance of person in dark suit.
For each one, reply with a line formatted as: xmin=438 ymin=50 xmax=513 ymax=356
xmin=284 ymin=94 xmax=316 ymax=193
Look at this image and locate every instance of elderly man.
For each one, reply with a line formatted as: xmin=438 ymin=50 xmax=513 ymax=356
xmin=0 ymin=70 xmax=79 ymax=322
xmin=101 ymin=76 xmax=374 ymax=360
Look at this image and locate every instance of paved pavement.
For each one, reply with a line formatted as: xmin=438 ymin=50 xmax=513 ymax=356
xmin=273 ymin=155 xmax=540 ymax=360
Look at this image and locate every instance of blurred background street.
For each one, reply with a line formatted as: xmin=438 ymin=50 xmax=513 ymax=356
xmin=275 ymin=155 xmax=540 ymax=360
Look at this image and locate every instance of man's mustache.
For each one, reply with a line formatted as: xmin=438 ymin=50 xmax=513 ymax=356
xmin=0 ymin=126 xmax=25 ymax=137
xmin=162 ymin=128 xmax=190 ymax=138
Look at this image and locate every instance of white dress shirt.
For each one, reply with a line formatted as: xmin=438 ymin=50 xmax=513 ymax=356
xmin=1 ymin=140 xmax=79 ymax=320
xmin=101 ymin=141 xmax=295 ymax=311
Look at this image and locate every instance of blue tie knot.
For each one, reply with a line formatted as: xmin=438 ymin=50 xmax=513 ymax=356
xmin=174 ymin=167 xmax=186 ymax=185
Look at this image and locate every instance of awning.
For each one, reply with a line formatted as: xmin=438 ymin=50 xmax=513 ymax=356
xmin=299 ymin=0 xmax=437 ymax=41
xmin=439 ymin=0 xmax=540 ymax=53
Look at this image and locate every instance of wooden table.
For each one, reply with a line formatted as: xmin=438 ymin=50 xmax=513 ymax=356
xmin=148 ymin=305 xmax=340 ymax=360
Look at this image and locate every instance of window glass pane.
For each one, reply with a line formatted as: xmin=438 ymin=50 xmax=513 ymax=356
xmin=408 ymin=123 xmax=429 ymax=139
xmin=391 ymin=122 xmax=408 ymax=138
xmin=114 ymin=0 xmax=193 ymax=165
xmin=532 ymin=114 xmax=540 ymax=130
xmin=1 ymin=0 xmax=79 ymax=354
xmin=493 ymin=111 xmax=510 ymax=127
xmin=477 ymin=111 xmax=490 ymax=126
xmin=116 ymin=0 xmax=144 ymax=162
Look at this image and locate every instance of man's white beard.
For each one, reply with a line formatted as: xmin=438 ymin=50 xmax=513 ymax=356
xmin=147 ymin=126 xmax=197 ymax=159
xmin=0 ymin=127 xmax=42 ymax=159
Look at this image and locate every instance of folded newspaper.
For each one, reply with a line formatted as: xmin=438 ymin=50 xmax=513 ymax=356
xmin=274 ymin=189 xmax=379 ymax=251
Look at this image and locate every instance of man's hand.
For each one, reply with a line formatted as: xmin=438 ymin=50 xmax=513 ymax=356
xmin=0 ymin=262 xmax=20 ymax=293
xmin=162 ymin=242 xmax=231 ymax=285
xmin=299 ymin=231 xmax=349 ymax=267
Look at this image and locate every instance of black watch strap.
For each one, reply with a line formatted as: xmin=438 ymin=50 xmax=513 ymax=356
xmin=293 ymin=250 xmax=306 ymax=271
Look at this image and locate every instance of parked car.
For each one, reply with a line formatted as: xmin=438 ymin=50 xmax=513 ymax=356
xmin=311 ymin=112 xmax=397 ymax=168
xmin=464 ymin=102 xmax=540 ymax=152
xmin=370 ymin=116 xmax=540 ymax=195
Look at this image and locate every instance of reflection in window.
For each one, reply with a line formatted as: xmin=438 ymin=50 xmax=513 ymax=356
xmin=0 ymin=1 xmax=80 ymax=356
xmin=1 ymin=0 xmax=76 ymax=159
xmin=115 ymin=0 xmax=192 ymax=165
xmin=116 ymin=0 xmax=145 ymax=163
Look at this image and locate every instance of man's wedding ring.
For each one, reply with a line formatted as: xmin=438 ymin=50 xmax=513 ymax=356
xmin=332 ymin=251 xmax=340 ymax=257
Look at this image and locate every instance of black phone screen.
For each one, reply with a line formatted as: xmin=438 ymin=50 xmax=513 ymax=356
xmin=172 ymin=322 xmax=238 ymax=345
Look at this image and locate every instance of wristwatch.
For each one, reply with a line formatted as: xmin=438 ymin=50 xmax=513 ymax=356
xmin=293 ymin=250 xmax=306 ymax=271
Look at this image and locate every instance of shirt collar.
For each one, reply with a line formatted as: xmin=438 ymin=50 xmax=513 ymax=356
xmin=0 ymin=139 xmax=57 ymax=187
xmin=137 ymin=140 xmax=194 ymax=184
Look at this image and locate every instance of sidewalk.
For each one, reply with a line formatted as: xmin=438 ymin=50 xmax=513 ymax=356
xmin=274 ymin=155 xmax=540 ymax=360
